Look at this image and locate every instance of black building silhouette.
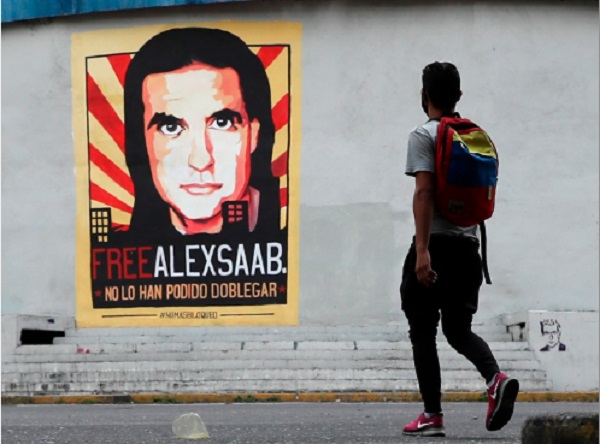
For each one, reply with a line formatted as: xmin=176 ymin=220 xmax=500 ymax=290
xmin=90 ymin=208 xmax=112 ymax=243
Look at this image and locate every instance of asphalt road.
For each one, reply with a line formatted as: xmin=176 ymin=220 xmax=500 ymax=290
xmin=2 ymin=402 xmax=597 ymax=444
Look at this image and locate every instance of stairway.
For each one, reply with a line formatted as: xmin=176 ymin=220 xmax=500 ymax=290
xmin=1 ymin=322 xmax=550 ymax=396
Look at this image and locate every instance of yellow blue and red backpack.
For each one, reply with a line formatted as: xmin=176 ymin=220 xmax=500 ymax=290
xmin=435 ymin=113 xmax=499 ymax=283
xmin=435 ymin=114 xmax=498 ymax=226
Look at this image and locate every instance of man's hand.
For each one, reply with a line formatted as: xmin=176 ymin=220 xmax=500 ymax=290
xmin=415 ymin=249 xmax=437 ymax=287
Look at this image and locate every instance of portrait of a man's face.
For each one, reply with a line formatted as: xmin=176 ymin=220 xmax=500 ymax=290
xmin=142 ymin=62 xmax=260 ymax=234
xmin=120 ymin=27 xmax=280 ymax=239
xmin=540 ymin=319 xmax=566 ymax=351
xmin=542 ymin=323 xmax=560 ymax=347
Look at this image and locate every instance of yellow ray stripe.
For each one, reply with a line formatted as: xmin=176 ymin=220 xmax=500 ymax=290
xmin=88 ymin=113 xmax=130 ymax=176
xmin=279 ymin=174 xmax=288 ymax=191
xmin=279 ymin=174 xmax=288 ymax=229
xmin=90 ymin=163 xmax=135 ymax=208
xmin=266 ymin=48 xmax=290 ymax=172
xmin=87 ymin=57 xmax=125 ymax=122
xmin=273 ymin=122 xmax=289 ymax=164
xmin=280 ymin=207 xmax=288 ymax=230
xmin=249 ymin=46 xmax=290 ymax=165
xmin=265 ymin=47 xmax=289 ymax=111
xmin=90 ymin=201 xmax=132 ymax=226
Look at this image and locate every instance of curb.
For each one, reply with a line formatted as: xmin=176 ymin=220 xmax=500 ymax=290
xmin=2 ymin=391 xmax=598 ymax=405
xmin=522 ymin=413 xmax=599 ymax=444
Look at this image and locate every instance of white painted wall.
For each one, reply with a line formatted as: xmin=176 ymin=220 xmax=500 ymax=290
xmin=2 ymin=1 xmax=598 ymax=328
xmin=527 ymin=310 xmax=598 ymax=391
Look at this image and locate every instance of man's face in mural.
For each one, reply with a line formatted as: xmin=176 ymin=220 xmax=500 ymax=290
xmin=542 ymin=323 xmax=561 ymax=348
xmin=142 ymin=62 xmax=260 ymax=231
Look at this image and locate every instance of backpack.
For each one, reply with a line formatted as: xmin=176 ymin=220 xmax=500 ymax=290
xmin=434 ymin=114 xmax=499 ymax=284
xmin=435 ymin=115 xmax=499 ymax=226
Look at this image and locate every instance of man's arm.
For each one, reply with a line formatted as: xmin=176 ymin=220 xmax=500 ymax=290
xmin=413 ymin=171 xmax=437 ymax=287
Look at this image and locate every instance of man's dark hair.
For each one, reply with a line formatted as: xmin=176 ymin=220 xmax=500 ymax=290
xmin=540 ymin=319 xmax=561 ymax=334
xmin=422 ymin=62 xmax=462 ymax=112
xmin=123 ymin=27 xmax=279 ymax=237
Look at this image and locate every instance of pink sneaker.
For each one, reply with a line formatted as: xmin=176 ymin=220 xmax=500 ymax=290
xmin=403 ymin=412 xmax=445 ymax=437
xmin=486 ymin=372 xmax=519 ymax=431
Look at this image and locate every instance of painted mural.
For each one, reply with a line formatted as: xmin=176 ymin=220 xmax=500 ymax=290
xmin=73 ymin=23 xmax=302 ymax=327
xmin=539 ymin=318 xmax=567 ymax=352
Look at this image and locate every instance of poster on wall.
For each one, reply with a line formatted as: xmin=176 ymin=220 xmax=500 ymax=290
xmin=72 ymin=22 xmax=302 ymax=327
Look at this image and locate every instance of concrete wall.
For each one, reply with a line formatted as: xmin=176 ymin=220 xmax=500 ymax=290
xmin=2 ymin=0 xmax=598 ymax=327
xmin=505 ymin=310 xmax=599 ymax=391
xmin=527 ymin=310 xmax=599 ymax=392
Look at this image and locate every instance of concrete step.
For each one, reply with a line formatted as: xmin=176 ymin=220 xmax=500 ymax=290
xmin=50 ymin=323 xmax=513 ymax=345
xmin=3 ymin=343 xmax=546 ymax=397
xmin=2 ymin=369 xmax=548 ymax=387
xmin=1 ymin=358 xmax=541 ymax=374
xmin=3 ymin=322 xmax=543 ymax=397
xmin=55 ymin=323 xmax=507 ymax=337
xmin=53 ymin=331 xmax=514 ymax=344
xmin=2 ymin=376 xmax=550 ymax=396
xmin=12 ymin=340 xmax=532 ymax=355
xmin=5 ymin=348 xmax=538 ymax=364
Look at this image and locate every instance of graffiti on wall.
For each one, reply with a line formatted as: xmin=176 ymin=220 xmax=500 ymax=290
xmin=539 ymin=318 xmax=567 ymax=352
xmin=73 ymin=23 xmax=302 ymax=327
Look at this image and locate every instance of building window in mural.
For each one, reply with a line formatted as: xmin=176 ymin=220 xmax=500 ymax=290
xmin=539 ymin=319 xmax=567 ymax=351
xmin=73 ymin=23 xmax=301 ymax=327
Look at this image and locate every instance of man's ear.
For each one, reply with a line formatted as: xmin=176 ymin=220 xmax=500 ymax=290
xmin=421 ymin=90 xmax=429 ymax=114
xmin=249 ymin=119 xmax=260 ymax=153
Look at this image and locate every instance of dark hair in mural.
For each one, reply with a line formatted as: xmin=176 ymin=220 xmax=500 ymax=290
xmin=124 ymin=27 xmax=279 ymax=238
xmin=540 ymin=318 xmax=561 ymax=334
xmin=422 ymin=61 xmax=462 ymax=112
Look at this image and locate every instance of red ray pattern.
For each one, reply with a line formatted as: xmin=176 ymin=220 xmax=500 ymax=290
xmin=112 ymin=223 xmax=129 ymax=231
xmin=256 ymin=46 xmax=285 ymax=69
xmin=89 ymin=143 xmax=134 ymax=196
xmin=90 ymin=182 xmax=133 ymax=214
xmin=87 ymin=73 xmax=125 ymax=153
xmin=107 ymin=53 xmax=133 ymax=88
xmin=279 ymin=188 xmax=288 ymax=207
xmin=272 ymin=93 xmax=289 ymax=132
xmin=271 ymin=151 xmax=288 ymax=178
xmin=89 ymin=44 xmax=290 ymax=225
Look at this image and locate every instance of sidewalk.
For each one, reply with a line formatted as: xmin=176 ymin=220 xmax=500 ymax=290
xmin=2 ymin=401 xmax=598 ymax=444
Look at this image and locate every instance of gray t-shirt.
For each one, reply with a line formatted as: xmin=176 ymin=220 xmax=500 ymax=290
xmin=405 ymin=119 xmax=478 ymax=239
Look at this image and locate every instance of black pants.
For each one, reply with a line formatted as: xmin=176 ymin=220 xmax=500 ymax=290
xmin=400 ymin=235 xmax=500 ymax=414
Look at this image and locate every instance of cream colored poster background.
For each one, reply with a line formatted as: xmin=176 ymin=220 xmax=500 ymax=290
xmin=72 ymin=22 xmax=302 ymax=327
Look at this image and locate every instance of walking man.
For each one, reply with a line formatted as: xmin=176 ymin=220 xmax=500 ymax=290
xmin=400 ymin=61 xmax=519 ymax=437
